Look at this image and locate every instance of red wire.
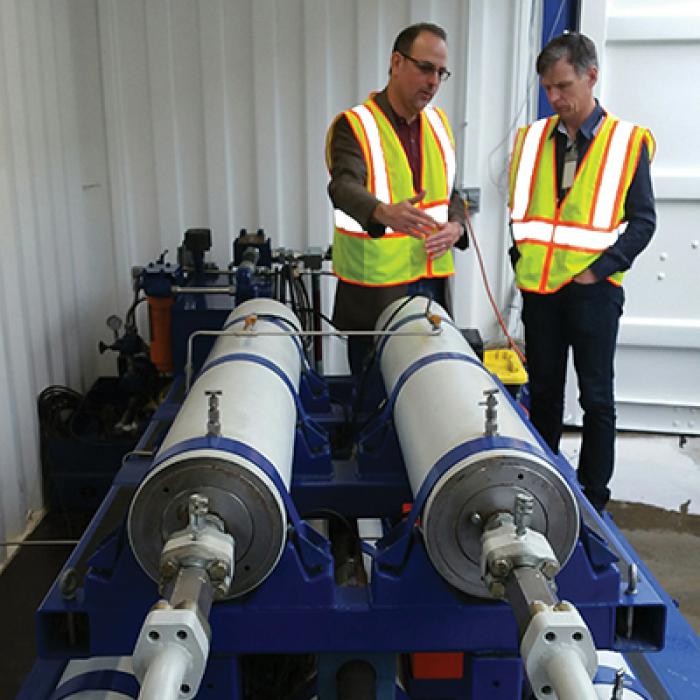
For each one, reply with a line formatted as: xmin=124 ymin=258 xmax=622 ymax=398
xmin=463 ymin=207 xmax=527 ymax=365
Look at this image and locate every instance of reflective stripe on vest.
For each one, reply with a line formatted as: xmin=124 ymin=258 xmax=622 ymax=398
xmin=424 ymin=107 xmax=456 ymax=196
xmin=351 ymin=104 xmax=390 ymax=202
xmin=593 ymin=121 xmax=633 ymax=229
xmin=509 ymin=114 xmax=651 ymax=293
xmin=511 ymin=118 xmax=548 ymax=220
xmin=331 ymin=98 xmax=456 ymax=286
xmin=510 ymin=220 xmax=627 ymax=251
xmin=335 ymin=203 xmax=448 ymax=235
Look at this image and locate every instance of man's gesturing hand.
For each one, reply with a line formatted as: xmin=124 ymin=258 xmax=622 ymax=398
xmin=372 ymin=191 xmax=438 ymax=239
xmin=424 ymin=221 xmax=462 ymax=257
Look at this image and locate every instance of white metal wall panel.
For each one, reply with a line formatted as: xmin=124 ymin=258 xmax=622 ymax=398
xmin=454 ymin=0 xmax=541 ymax=335
xmin=567 ymin=0 xmax=700 ymax=434
xmin=98 ymin=0 xmax=469 ymax=273
xmin=0 ymin=0 xmax=119 ymax=568
xmin=97 ymin=0 xmax=474 ymax=375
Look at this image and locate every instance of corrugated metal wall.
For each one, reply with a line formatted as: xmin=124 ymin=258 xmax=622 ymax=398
xmin=0 ymin=0 xmax=119 ymax=566
xmin=98 ymin=0 xmax=470 ymax=293
xmin=0 ymin=0 xmax=534 ymax=566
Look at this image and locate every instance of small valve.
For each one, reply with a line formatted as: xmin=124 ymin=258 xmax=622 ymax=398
xmin=479 ymin=388 xmax=499 ymax=436
xmin=205 ymin=390 xmax=222 ymax=437
xmin=188 ymin=493 xmax=209 ymax=541
xmin=515 ymin=493 xmax=534 ymax=536
xmin=427 ymin=313 xmax=442 ymax=331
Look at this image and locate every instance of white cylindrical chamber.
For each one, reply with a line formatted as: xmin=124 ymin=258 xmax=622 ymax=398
xmin=376 ymin=297 xmax=579 ymax=597
xmin=129 ymin=299 xmax=302 ymax=598
xmin=52 ymin=657 xmax=134 ymax=699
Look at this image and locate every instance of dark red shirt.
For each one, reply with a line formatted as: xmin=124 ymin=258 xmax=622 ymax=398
xmin=393 ymin=112 xmax=422 ymax=192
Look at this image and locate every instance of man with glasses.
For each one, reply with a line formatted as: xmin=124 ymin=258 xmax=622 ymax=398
xmin=326 ymin=23 xmax=468 ymax=373
xmin=508 ymin=32 xmax=656 ymax=512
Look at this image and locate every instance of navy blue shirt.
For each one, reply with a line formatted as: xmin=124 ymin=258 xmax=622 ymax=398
xmin=552 ymin=101 xmax=656 ymax=281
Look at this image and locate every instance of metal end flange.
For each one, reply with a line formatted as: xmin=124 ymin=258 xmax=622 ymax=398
xmin=128 ymin=456 xmax=286 ymax=598
xmin=422 ymin=451 xmax=579 ymax=598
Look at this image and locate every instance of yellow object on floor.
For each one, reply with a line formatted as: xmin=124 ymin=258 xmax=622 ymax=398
xmin=483 ymin=348 xmax=528 ymax=386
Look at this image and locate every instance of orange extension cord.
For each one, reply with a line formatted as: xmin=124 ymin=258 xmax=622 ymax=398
xmin=463 ymin=206 xmax=527 ymax=366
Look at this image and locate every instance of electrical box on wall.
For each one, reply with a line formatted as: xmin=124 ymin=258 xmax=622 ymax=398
xmin=457 ymin=187 xmax=481 ymax=214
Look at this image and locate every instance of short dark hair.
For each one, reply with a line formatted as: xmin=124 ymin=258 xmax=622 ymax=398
xmin=392 ymin=23 xmax=447 ymax=55
xmin=536 ymin=31 xmax=598 ymax=76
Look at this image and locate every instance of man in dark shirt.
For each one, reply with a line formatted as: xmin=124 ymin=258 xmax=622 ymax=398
xmin=509 ymin=32 xmax=656 ymax=512
xmin=326 ymin=23 xmax=468 ymax=373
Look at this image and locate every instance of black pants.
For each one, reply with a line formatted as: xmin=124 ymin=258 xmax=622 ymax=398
xmin=522 ymin=281 xmax=624 ymax=511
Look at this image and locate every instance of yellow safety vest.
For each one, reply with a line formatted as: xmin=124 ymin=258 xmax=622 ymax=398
xmin=329 ymin=97 xmax=457 ymax=286
xmin=508 ymin=114 xmax=655 ymax=293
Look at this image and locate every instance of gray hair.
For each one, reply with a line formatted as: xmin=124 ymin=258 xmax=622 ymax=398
xmin=536 ymin=32 xmax=598 ymax=76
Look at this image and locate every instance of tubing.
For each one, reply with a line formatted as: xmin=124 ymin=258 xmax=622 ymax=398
xmin=542 ymin=647 xmax=598 ymax=700
xmin=137 ymin=645 xmax=190 ymax=700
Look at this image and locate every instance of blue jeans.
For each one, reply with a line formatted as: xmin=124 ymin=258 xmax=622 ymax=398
xmin=522 ymin=281 xmax=624 ymax=510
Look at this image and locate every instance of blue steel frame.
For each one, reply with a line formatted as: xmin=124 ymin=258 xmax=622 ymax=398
xmin=16 ymin=289 xmax=700 ymax=699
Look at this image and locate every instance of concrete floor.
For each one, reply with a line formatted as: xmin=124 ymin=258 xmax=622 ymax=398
xmin=609 ymin=501 xmax=700 ymax=635
xmin=562 ymin=431 xmax=700 ymax=635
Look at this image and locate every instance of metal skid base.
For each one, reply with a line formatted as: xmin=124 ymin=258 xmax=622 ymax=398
xmin=18 ymin=371 xmax=700 ymax=699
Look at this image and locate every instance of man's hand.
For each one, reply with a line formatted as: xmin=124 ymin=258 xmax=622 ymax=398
xmin=372 ymin=191 xmax=437 ymax=239
xmin=573 ymin=268 xmax=598 ymax=285
xmin=424 ymin=221 xmax=462 ymax=257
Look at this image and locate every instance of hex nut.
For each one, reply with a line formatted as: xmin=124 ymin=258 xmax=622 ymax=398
xmin=208 ymin=560 xmax=229 ymax=581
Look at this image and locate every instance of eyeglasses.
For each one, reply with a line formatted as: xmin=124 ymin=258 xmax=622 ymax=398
xmin=398 ymin=51 xmax=451 ymax=82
